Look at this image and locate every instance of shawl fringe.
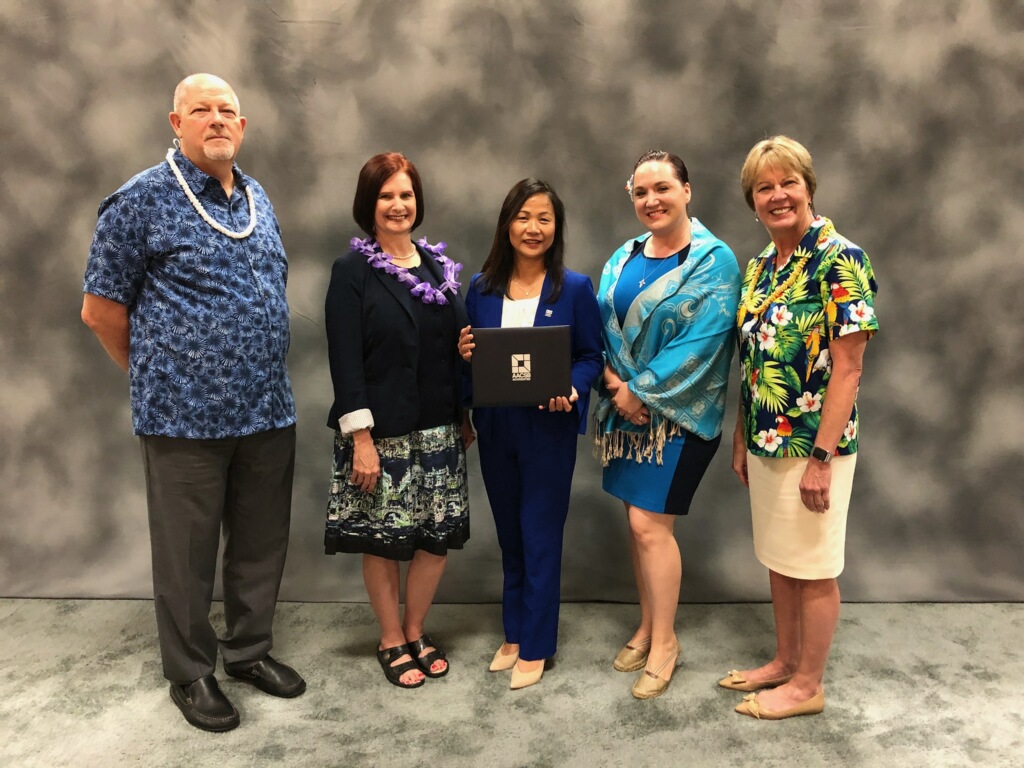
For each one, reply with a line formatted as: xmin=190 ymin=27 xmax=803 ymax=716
xmin=592 ymin=415 xmax=686 ymax=467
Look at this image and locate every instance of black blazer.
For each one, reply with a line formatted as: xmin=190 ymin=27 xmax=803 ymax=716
xmin=325 ymin=242 xmax=468 ymax=438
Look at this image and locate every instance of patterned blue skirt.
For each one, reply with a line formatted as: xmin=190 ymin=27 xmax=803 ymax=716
xmin=324 ymin=423 xmax=470 ymax=561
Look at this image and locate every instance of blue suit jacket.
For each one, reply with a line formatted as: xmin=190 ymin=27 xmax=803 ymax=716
xmin=465 ymin=268 xmax=603 ymax=436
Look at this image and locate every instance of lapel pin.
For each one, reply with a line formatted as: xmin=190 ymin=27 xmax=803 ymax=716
xmin=545 ymin=309 xmax=553 ymax=317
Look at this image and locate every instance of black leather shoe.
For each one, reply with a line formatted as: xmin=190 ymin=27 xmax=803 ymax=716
xmin=169 ymin=675 xmax=240 ymax=732
xmin=225 ymin=655 xmax=306 ymax=698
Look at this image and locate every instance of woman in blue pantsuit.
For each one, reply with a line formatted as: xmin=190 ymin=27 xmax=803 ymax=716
xmin=459 ymin=179 xmax=602 ymax=690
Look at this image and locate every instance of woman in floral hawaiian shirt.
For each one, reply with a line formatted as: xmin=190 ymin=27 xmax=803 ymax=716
xmin=721 ymin=136 xmax=879 ymax=721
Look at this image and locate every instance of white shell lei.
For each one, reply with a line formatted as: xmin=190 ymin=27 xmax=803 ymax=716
xmin=165 ymin=147 xmax=257 ymax=239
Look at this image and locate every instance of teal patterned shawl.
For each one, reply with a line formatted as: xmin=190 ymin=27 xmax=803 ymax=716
xmin=594 ymin=218 xmax=741 ymax=465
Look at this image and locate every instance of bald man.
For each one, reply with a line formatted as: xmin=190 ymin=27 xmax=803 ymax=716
xmin=82 ymin=74 xmax=304 ymax=732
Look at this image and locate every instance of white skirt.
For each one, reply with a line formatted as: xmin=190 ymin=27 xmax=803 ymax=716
xmin=748 ymin=452 xmax=857 ymax=580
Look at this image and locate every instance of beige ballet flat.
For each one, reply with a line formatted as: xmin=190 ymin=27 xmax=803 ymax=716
xmin=489 ymin=645 xmax=519 ymax=672
xmin=734 ymin=689 xmax=825 ymax=720
xmin=509 ymin=660 xmax=545 ymax=690
xmin=613 ymin=637 xmax=651 ymax=672
xmin=630 ymin=645 xmax=679 ymax=700
xmin=718 ymin=669 xmax=795 ymax=692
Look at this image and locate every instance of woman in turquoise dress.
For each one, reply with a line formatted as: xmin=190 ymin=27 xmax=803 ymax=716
xmin=594 ymin=150 xmax=740 ymax=699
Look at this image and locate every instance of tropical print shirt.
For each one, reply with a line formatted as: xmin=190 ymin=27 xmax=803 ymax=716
xmin=737 ymin=216 xmax=878 ymax=458
xmin=83 ymin=150 xmax=296 ymax=438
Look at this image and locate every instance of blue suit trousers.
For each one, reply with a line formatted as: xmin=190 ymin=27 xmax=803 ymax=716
xmin=476 ymin=407 xmax=577 ymax=661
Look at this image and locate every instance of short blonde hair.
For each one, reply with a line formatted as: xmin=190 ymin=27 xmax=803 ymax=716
xmin=739 ymin=136 xmax=816 ymax=211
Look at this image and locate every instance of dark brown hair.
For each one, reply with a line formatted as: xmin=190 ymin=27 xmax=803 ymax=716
xmin=477 ymin=178 xmax=566 ymax=303
xmin=352 ymin=152 xmax=424 ymax=237
xmin=628 ymin=149 xmax=689 ymax=194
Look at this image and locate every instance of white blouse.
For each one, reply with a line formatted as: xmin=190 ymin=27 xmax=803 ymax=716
xmin=500 ymin=296 xmax=540 ymax=328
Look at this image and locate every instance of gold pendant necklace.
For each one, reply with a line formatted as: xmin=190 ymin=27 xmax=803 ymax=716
xmin=512 ymin=273 xmax=544 ymax=297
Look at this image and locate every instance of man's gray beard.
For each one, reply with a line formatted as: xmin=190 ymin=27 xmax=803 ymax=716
xmin=204 ymin=145 xmax=236 ymax=162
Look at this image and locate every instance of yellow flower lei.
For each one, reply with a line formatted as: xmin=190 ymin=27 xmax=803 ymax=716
xmin=737 ymin=245 xmax=813 ymax=325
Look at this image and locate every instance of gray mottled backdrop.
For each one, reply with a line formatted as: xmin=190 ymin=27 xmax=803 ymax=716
xmin=2 ymin=0 xmax=1021 ymax=602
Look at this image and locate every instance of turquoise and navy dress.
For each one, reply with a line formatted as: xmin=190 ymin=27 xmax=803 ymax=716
xmin=595 ymin=220 xmax=741 ymax=514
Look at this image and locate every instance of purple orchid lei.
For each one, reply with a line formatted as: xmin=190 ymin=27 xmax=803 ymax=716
xmin=351 ymin=236 xmax=462 ymax=305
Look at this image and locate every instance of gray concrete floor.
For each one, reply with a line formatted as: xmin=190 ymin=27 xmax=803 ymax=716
xmin=0 ymin=599 xmax=1021 ymax=767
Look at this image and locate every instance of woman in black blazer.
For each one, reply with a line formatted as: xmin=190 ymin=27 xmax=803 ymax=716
xmin=324 ymin=152 xmax=473 ymax=689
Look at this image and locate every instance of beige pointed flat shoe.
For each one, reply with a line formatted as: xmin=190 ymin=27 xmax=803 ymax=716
xmin=718 ymin=669 xmax=795 ymax=692
xmin=489 ymin=645 xmax=519 ymax=672
xmin=630 ymin=645 xmax=679 ymax=700
xmin=734 ymin=690 xmax=825 ymax=720
xmin=613 ymin=636 xmax=651 ymax=672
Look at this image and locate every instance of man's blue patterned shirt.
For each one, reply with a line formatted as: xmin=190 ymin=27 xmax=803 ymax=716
xmin=84 ymin=150 xmax=296 ymax=438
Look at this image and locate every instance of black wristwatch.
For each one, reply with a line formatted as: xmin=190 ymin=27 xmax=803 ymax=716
xmin=810 ymin=446 xmax=833 ymax=464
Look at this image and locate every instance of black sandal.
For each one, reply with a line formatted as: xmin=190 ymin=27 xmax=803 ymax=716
xmin=409 ymin=633 xmax=449 ymax=678
xmin=376 ymin=643 xmax=425 ymax=689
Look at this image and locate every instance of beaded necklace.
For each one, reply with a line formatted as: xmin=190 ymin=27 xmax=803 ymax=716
xmin=737 ymin=245 xmax=812 ymax=326
xmin=165 ymin=147 xmax=256 ymax=239
xmin=351 ymin=237 xmax=462 ymax=305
